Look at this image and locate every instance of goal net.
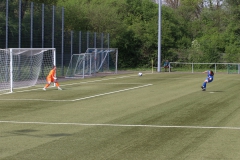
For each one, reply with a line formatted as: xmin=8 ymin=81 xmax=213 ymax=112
xmin=0 ymin=48 xmax=55 ymax=94
xmin=65 ymin=48 xmax=118 ymax=78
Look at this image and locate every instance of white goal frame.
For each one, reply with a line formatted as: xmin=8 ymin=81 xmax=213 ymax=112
xmin=65 ymin=48 xmax=118 ymax=78
xmin=0 ymin=48 xmax=56 ymax=94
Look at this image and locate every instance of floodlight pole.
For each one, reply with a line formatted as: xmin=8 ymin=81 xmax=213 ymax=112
xmin=157 ymin=0 xmax=162 ymax=72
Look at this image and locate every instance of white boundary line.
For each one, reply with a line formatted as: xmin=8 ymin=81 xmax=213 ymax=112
xmin=0 ymin=84 xmax=153 ymax=102
xmin=1 ymin=120 xmax=240 ymax=130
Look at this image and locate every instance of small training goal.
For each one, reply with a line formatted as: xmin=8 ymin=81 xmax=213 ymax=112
xmin=65 ymin=48 xmax=118 ymax=78
xmin=0 ymin=48 xmax=56 ymax=94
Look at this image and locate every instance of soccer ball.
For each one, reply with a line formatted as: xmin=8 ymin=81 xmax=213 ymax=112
xmin=138 ymin=72 xmax=142 ymax=76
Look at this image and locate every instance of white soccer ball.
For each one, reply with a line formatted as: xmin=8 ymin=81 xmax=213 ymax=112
xmin=138 ymin=72 xmax=143 ymax=76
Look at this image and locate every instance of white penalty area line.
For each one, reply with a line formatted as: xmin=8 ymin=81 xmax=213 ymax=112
xmin=7 ymin=75 xmax=141 ymax=94
xmin=72 ymin=84 xmax=152 ymax=102
xmin=1 ymin=120 xmax=240 ymax=130
xmin=0 ymin=84 xmax=153 ymax=102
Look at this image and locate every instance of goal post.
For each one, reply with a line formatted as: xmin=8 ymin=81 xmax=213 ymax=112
xmin=0 ymin=48 xmax=56 ymax=94
xmin=0 ymin=49 xmax=10 ymax=94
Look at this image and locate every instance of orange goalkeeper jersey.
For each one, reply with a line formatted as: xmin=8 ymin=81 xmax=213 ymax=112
xmin=47 ymin=69 xmax=56 ymax=79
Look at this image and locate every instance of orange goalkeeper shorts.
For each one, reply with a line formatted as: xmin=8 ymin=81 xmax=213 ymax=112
xmin=46 ymin=77 xmax=54 ymax=82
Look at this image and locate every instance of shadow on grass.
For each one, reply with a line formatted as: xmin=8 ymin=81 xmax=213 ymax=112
xmin=206 ymin=91 xmax=224 ymax=92
xmin=47 ymin=133 xmax=72 ymax=137
xmin=14 ymin=129 xmax=38 ymax=133
xmin=9 ymin=129 xmax=72 ymax=138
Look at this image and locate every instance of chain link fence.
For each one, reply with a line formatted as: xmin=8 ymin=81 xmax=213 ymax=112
xmin=0 ymin=0 xmax=110 ymax=76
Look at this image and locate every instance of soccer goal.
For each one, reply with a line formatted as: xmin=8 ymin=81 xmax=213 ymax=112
xmin=0 ymin=48 xmax=56 ymax=94
xmin=65 ymin=48 xmax=118 ymax=78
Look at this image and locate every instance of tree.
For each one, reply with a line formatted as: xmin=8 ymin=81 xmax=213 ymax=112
xmin=164 ymin=0 xmax=180 ymax=9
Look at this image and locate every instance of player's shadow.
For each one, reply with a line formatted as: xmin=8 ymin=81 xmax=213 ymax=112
xmin=207 ymin=91 xmax=223 ymax=92
xmin=14 ymin=129 xmax=38 ymax=133
xmin=9 ymin=130 xmax=72 ymax=138
xmin=47 ymin=133 xmax=72 ymax=137
xmin=9 ymin=129 xmax=41 ymax=138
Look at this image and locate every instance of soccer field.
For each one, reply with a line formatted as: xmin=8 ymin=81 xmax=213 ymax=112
xmin=1 ymin=72 xmax=240 ymax=160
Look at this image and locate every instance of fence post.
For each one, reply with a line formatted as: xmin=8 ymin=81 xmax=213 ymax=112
xmin=107 ymin=33 xmax=109 ymax=48
xmin=19 ymin=0 xmax=22 ymax=48
xmin=238 ymin=64 xmax=240 ymax=74
xmin=52 ymin=5 xmax=55 ymax=48
xmin=215 ymin=63 xmax=217 ymax=73
xmin=101 ymin=33 xmax=103 ymax=48
xmin=94 ymin=32 xmax=96 ymax=48
xmin=116 ymin=49 xmax=118 ymax=74
xmin=71 ymin=31 xmax=73 ymax=56
xmin=30 ymin=2 xmax=33 ymax=48
xmin=6 ymin=0 xmax=8 ymax=48
xmin=61 ymin=7 xmax=64 ymax=76
xmin=192 ymin=62 xmax=193 ymax=73
xmin=79 ymin=31 xmax=81 ymax=54
xmin=42 ymin=4 xmax=44 ymax=48
xmin=107 ymin=33 xmax=109 ymax=70
xmin=87 ymin=31 xmax=89 ymax=49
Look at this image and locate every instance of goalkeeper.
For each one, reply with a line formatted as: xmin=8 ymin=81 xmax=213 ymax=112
xmin=201 ymin=70 xmax=214 ymax=91
xmin=43 ymin=66 xmax=62 ymax=91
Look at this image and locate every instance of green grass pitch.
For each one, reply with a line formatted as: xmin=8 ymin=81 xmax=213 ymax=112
xmin=0 ymin=72 xmax=240 ymax=160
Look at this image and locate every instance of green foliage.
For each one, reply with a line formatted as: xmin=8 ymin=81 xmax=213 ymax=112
xmin=27 ymin=0 xmax=61 ymax=5
xmin=173 ymin=0 xmax=239 ymax=64
xmin=161 ymin=6 xmax=191 ymax=61
xmin=58 ymin=0 xmax=240 ymax=66
xmin=2 ymin=0 xmax=240 ymax=67
xmin=123 ymin=0 xmax=159 ymax=67
xmin=112 ymin=29 xmax=142 ymax=68
xmin=58 ymin=0 xmax=122 ymax=33
xmin=224 ymin=44 xmax=240 ymax=62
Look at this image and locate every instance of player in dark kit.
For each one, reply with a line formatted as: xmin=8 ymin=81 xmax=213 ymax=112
xmin=201 ymin=70 xmax=214 ymax=91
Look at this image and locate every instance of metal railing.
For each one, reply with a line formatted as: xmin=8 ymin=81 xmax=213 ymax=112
xmin=169 ymin=62 xmax=240 ymax=74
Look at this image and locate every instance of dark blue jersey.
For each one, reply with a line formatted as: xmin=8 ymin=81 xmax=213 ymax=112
xmin=207 ymin=70 xmax=214 ymax=82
